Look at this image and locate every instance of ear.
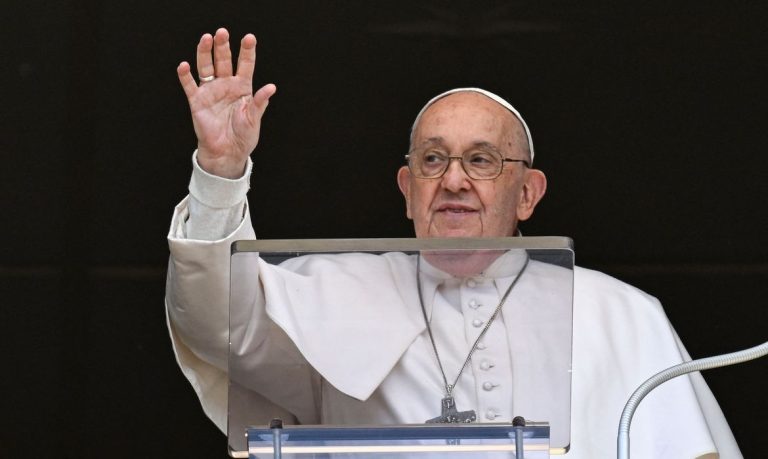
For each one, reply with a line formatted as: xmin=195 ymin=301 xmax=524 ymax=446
xmin=397 ymin=166 xmax=413 ymax=220
xmin=516 ymin=169 xmax=547 ymax=221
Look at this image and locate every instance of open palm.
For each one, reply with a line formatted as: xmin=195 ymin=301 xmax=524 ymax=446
xmin=177 ymin=28 xmax=276 ymax=178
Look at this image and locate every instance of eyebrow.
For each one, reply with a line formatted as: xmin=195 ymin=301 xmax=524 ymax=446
xmin=470 ymin=141 xmax=503 ymax=153
xmin=415 ymin=137 xmax=502 ymax=153
xmin=416 ymin=137 xmax=446 ymax=149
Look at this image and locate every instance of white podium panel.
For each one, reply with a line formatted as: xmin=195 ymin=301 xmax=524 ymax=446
xmin=228 ymin=237 xmax=574 ymax=457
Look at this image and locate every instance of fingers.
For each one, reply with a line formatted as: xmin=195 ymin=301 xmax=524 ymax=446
xmin=196 ymin=33 xmax=215 ymax=80
xmin=235 ymin=33 xmax=258 ymax=80
xmin=187 ymin=28 xmax=266 ymax=97
xmin=196 ymin=29 xmax=247 ymax=81
xmin=177 ymin=61 xmax=197 ymax=99
xmin=213 ymin=28 xmax=233 ymax=77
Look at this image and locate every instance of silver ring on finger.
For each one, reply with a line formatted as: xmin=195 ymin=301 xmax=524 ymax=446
xmin=199 ymin=75 xmax=215 ymax=84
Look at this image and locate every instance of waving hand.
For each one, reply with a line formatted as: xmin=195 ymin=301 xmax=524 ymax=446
xmin=177 ymin=28 xmax=276 ymax=178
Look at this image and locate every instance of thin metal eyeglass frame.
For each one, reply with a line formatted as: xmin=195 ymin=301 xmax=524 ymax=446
xmin=403 ymin=153 xmax=530 ymax=180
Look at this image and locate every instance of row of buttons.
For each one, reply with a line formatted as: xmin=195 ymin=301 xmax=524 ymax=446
xmin=464 ymin=277 xmax=502 ymax=422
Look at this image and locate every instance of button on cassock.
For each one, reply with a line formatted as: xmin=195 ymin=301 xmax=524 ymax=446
xmin=472 ymin=319 xmax=484 ymax=328
xmin=479 ymin=360 xmax=494 ymax=370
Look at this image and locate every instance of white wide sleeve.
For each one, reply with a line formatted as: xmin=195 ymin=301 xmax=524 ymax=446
xmin=673 ymin=331 xmax=741 ymax=459
xmin=165 ymin=152 xmax=300 ymax=433
xmin=165 ymin=197 xmax=257 ymax=432
xmin=570 ymin=267 xmax=741 ymax=459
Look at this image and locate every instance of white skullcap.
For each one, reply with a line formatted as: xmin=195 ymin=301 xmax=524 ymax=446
xmin=411 ymin=87 xmax=535 ymax=163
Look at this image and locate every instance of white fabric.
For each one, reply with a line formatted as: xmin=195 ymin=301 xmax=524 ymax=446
xmin=245 ymin=250 xmax=573 ymax=441
xmin=165 ymin=155 xmax=740 ymax=458
xmin=185 ymin=150 xmax=252 ymax=240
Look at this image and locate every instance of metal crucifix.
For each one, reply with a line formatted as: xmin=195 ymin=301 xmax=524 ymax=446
xmin=426 ymin=396 xmax=477 ymax=423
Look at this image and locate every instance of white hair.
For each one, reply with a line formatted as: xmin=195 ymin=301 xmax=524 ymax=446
xmin=410 ymin=87 xmax=535 ymax=163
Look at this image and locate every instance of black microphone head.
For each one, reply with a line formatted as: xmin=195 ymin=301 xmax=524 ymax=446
xmin=269 ymin=418 xmax=284 ymax=429
xmin=512 ymin=416 xmax=526 ymax=427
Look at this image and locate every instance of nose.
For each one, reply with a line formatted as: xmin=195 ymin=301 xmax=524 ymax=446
xmin=441 ymin=157 xmax=472 ymax=192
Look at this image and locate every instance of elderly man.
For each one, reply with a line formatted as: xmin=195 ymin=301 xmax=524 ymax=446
xmin=167 ymin=28 xmax=740 ymax=458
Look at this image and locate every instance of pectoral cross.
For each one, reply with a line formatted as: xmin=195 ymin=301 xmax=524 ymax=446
xmin=426 ymin=396 xmax=477 ymax=423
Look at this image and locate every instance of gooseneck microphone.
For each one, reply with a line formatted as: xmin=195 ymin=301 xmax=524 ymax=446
xmin=617 ymin=339 xmax=768 ymax=459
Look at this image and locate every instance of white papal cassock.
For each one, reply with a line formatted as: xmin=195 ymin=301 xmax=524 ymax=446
xmin=165 ymin=154 xmax=740 ymax=458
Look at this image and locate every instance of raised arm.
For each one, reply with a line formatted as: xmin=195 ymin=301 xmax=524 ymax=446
xmin=177 ymin=28 xmax=276 ymax=179
xmin=166 ymin=28 xmax=274 ymax=401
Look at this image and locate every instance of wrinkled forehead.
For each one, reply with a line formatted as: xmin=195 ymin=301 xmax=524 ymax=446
xmin=411 ymin=88 xmax=535 ymax=163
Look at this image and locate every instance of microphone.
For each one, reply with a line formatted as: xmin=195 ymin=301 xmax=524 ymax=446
xmin=617 ymin=339 xmax=768 ymax=459
xmin=513 ymin=416 xmax=526 ymax=459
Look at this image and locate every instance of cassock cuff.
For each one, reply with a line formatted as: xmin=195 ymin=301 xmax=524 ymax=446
xmin=189 ymin=150 xmax=253 ymax=209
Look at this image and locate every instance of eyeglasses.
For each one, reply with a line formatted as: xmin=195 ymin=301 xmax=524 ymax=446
xmin=405 ymin=148 xmax=530 ymax=180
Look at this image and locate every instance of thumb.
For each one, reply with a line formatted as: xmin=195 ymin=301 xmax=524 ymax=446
xmin=252 ymin=83 xmax=277 ymax=110
xmin=246 ymin=83 xmax=276 ymax=126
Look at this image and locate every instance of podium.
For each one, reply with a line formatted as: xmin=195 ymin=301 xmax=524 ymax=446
xmin=246 ymin=422 xmax=551 ymax=458
xmin=228 ymin=237 xmax=574 ymax=457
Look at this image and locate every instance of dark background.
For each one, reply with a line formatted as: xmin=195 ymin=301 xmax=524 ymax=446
xmin=2 ymin=1 xmax=766 ymax=458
